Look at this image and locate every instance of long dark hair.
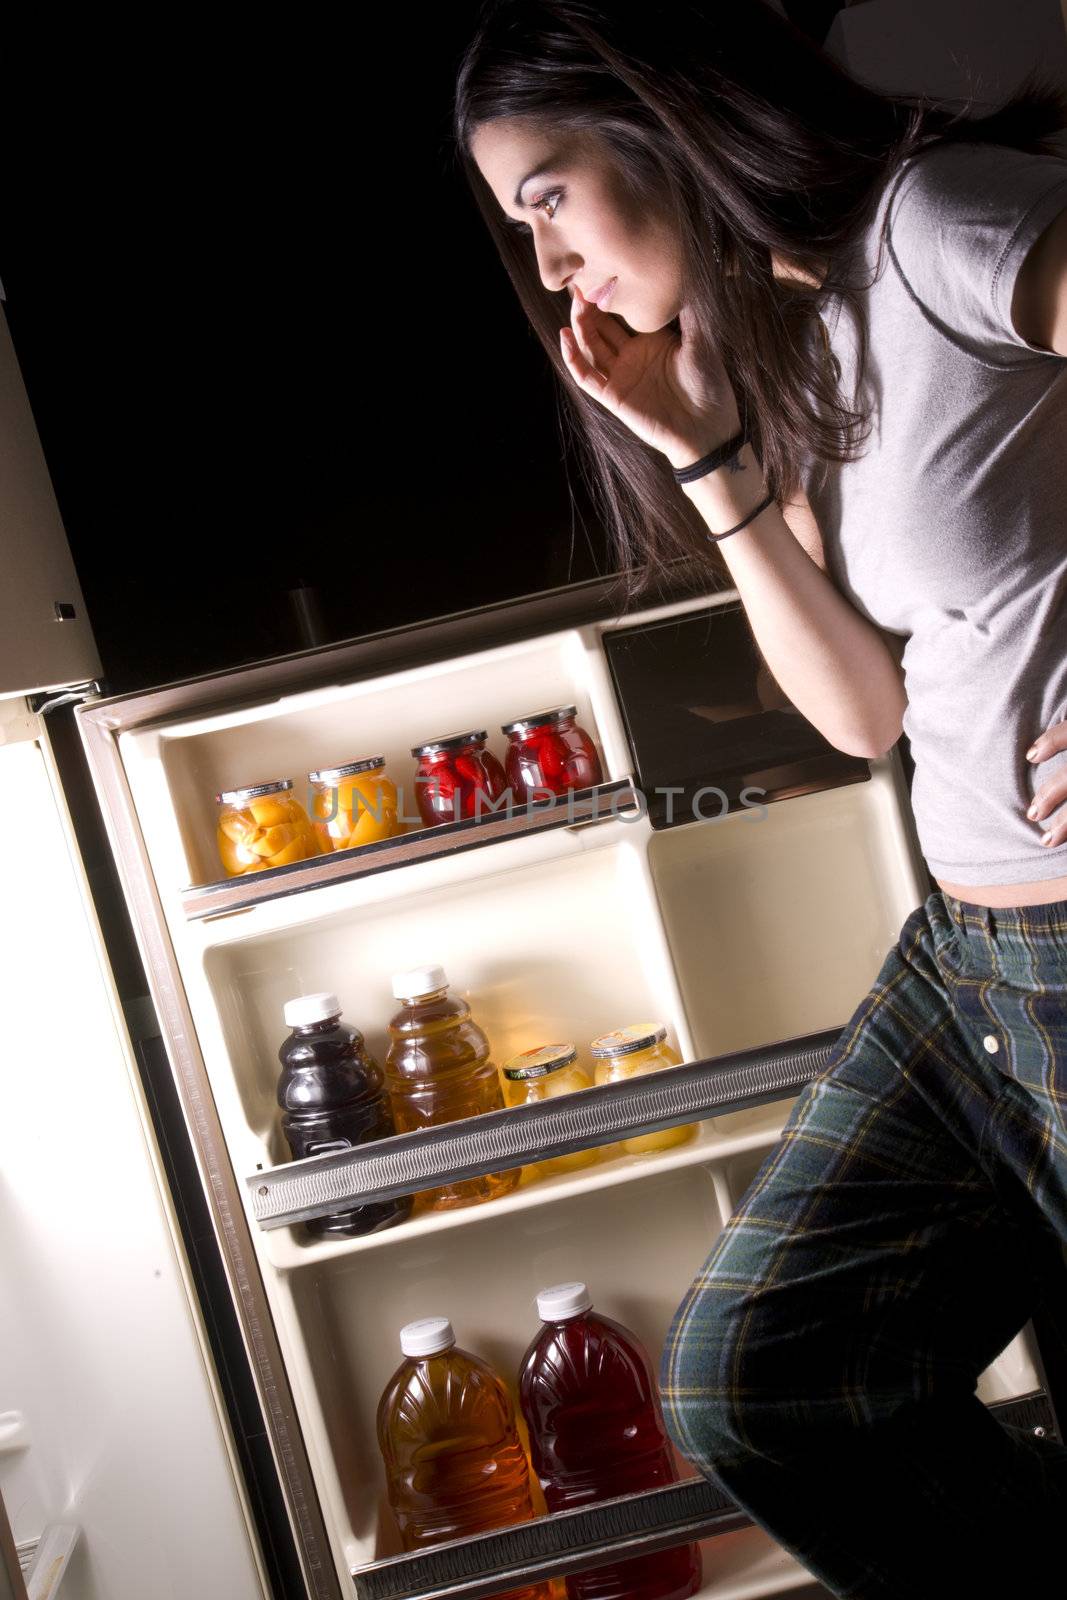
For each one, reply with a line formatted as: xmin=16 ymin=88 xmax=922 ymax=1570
xmin=453 ymin=0 xmax=1067 ymax=605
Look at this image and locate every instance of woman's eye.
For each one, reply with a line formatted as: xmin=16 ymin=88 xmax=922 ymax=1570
xmin=508 ymin=190 xmax=562 ymax=235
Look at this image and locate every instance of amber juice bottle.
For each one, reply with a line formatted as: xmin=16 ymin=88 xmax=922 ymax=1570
xmin=376 ymin=1318 xmax=554 ymax=1600
xmin=384 ymin=964 xmax=520 ymax=1212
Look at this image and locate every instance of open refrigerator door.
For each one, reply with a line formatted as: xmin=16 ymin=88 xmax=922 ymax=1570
xmin=73 ymin=581 xmax=1060 ymax=1600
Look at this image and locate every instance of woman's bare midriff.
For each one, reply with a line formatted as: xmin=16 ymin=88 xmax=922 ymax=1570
xmin=934 ymin=871 xmax=1067 ymax=908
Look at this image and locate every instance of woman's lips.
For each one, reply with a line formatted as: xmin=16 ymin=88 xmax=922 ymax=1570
xmin=590 ymin=277 xmax=617 ymax=309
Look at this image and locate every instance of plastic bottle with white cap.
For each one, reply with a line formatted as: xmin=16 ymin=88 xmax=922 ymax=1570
xmin=277 ymin=991 xmax=411 ymax=1238
xmin=376 ymin=1317 xmax=553 ymax=1599
xmin=383 ymin=963 xmax=519 ymax=1212
xmin=519 ymin=1283 xmax=702 ymax=1600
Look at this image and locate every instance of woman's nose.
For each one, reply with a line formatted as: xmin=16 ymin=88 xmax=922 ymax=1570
xmin=534 ymin=235 xmax=577 ymax=296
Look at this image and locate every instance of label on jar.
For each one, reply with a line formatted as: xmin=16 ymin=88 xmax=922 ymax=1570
xmin=503 ymin=1043 xmax=579 ymax=1079
xmin=589 ymin=1022 xmax=667 ymax=1059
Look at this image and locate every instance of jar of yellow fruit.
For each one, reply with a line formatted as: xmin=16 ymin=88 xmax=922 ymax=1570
xmin=308 ymin=756 xmax=405 ymax=853
xmin=215 ymin=780 xmax=320 ymax=877
xmin=589 ymin=1023 xmax=695 ymax=1159
xmin=501 ymin=1044 xmax=600 ymax=1182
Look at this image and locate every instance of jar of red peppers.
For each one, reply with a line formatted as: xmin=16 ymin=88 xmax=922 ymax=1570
xmin=410 ymin=730 xmax=509 ymax=827
xmin=501 ymin=706 xmax=604 ymax=803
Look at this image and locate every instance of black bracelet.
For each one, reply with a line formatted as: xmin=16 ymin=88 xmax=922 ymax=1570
xmin=706 ymin=489 xmax=776 ymax=543
xmin=671 ymin=425 xmax=749 ymax=484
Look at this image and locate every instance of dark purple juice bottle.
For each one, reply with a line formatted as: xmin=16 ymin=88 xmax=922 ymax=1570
xmin=277 ymin=992 xmax=412 ymax=1238
xmin=519 ymin=1282 xmax=702 ymax=1600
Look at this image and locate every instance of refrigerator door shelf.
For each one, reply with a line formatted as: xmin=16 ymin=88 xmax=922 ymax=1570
xmin=182 ymin=777 xmax=643 ymax=920
xmin=23 ymin=1522 xmax=79 ymax=1600
xmin=248 ymin=1026 xmax=841 ymax=1230
xmin=109 ymin=619 xmax=626 ymax=904
xmin=355 ymin=1478 xmax=746 ymax=1600
xmin=350 ymin=1390 xmax=1059 ymax=1600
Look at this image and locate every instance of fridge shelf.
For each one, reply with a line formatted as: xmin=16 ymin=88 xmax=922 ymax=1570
xmin=182 ymin=779 xmax=641 ymax=920
xmin=247 ymin=1026 xmax=843 ymax=1231
xmin=350 ymin=1392 xmax=1056 ymax=1600
xmin=353 ymin=1477 xmax=745 ymax=1600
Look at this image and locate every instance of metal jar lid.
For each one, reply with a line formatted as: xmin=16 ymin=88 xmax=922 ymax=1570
xmin=502 ymin=1043 xmax=579 ymax=1081
xmin=589 ymin=1023 xmax=667 ymax=1059
xmin=308 ymin=756 xmax=386 ymax=784
xmin=216 ymin=779 xmax=293 ymax=805
xmin=411 ymin=729 xmax=488 ymax=758
xmin=501 ymin=705 xmax=578 ymax=737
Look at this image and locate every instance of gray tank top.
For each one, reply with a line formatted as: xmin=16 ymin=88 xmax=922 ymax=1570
xmin=803 ymin=137 xmax=1067 ymax=885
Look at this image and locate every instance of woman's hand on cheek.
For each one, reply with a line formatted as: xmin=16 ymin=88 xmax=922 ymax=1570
xmin=1026 ymin=718 xmax=1067 ymax=846
xmin=559 ymin=286 xmax=741 ymax=467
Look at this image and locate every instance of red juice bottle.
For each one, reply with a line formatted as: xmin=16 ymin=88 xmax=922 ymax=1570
xmin=518 ymin=1283 xmax=702 ymax=1600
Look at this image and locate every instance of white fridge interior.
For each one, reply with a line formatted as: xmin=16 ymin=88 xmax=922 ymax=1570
xmin=83 ymin=586 xmax=1052 ymax=1600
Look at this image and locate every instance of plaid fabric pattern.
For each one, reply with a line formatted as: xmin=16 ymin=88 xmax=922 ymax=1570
xmin=659 ymin=888 xmax=1067 ymax=1599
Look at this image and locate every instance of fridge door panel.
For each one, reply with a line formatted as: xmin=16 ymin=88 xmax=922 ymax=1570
xmin=0 ymin=732 xmax=267 ymax=1600
xmin=74 ymin=583 xmax=1058 ymax=1599
xmin=0 ymin=307 xmax=101 ymax=700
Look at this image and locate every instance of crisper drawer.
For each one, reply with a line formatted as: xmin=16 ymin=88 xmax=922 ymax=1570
xmin=76 ymin=579 xmax=1056 ymax=1600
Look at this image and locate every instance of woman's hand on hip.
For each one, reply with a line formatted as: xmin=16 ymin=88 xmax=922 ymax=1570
xmin=560 ymin=289 xmax=741 ymax=469
xmin=1026 ymin=717 xmax=1067 ymax=847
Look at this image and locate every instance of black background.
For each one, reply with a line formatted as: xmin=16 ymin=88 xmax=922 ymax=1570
xmin=0 ymin=4 xmax=844 ymax=697
xmin=1 ymin=10 xmax=611 ymax=695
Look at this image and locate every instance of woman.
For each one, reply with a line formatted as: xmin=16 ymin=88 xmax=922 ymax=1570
xmin=455 ymin=3 xmax=1067 ymax=1595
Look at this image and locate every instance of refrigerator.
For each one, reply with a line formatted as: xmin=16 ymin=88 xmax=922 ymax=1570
xmin=2 ymin=281 xmax=1065 ymax=1600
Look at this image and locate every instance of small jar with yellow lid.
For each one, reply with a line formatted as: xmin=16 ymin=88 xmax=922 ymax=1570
xmin=308 ymin=756 xmax=405 ymax=853
xmin=501 ymin=1044 xmax=600 ymax=1182
xmin=215 ymin=780 xmax=320 ymax=877
xmin=590 ymin=1023 xmax=695 ymax=1158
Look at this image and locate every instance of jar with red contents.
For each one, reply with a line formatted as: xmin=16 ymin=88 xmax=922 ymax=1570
xmin=501 ymin=706 xmax=604 ymax=803
xmin=410 ymin=730 xmax=509 ymax=828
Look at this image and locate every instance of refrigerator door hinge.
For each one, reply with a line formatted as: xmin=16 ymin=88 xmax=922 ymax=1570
xmin=26 ymin=680 xmax=103 ymax=717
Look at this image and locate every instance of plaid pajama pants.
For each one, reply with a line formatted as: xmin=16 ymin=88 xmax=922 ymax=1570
xmin=659 ymin=887 xmax=1067 ymax=1599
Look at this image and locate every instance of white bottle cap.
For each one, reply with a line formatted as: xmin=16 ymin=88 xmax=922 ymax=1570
xmin=391 ymin=964 xmax=448 ymax=1000
xmin=283 ymin=992 xmax=342 ymax=1028
xmin=399 ymin=1317 xmax=456 ymax=1357
xmin=536 ymin=1282 xmax=594 ymax=1322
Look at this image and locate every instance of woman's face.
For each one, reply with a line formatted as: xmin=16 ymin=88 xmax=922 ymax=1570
xmin=469 ymin=118 xmax=685 ymax=333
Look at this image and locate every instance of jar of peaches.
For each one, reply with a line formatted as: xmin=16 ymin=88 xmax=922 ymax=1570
xmin=308 ymin=756 xmax=405 ymax=853
xmin=215 ymin=780 xmax=320 ymax=877
xmin=501 ymin=1044 xmax=600 ymax=1182
xmin=589 ymin=1023 xmax=695 ymax=1158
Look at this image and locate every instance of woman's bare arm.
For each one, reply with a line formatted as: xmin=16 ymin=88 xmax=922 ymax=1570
xmin=678 ymin=443 xmax=907 ymax=759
